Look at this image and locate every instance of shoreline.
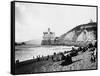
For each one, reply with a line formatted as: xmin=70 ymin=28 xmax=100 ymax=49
xmin=15 ymin=47 xmax=97 ymax=74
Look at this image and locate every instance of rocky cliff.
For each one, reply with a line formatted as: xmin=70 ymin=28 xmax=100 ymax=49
xmin=58 ymin=22 xmax=97 ymax=46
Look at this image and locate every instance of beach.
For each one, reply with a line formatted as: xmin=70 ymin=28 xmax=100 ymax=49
xmin=15 ymin=45 xmax=97 ymax=74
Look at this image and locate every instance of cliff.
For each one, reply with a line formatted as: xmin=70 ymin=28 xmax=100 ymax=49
xmin=58 ymin=22 xmax=97 ymax=46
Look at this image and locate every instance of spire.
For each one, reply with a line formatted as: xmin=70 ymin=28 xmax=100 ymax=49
xmin=89 ymin=19 xmax=93 ymax=23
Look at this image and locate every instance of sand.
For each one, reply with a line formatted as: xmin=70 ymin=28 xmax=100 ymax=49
xmin=15 ymin=48 xmax=97 ymax=74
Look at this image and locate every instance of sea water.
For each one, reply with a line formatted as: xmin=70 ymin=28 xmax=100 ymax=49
xmin=15 ymin=45 xmax=73 ymax=62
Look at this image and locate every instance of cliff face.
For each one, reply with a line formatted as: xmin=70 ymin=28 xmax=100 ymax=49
xmin=58 ymin=22 xmax=97 ymax=46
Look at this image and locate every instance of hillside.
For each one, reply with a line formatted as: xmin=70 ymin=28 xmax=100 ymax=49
xmin=24 ymin=39 xmax=41 ymax=45
xmin=58 ymin=22 xmax=97 ymax=46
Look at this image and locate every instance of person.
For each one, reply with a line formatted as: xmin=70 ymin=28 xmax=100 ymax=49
xmin=90 ymin=51 xmax=95 ymax=62
xmin=16 ymin=59 xmax=19 ymax=64
xmin=61 ymin=54 xmax=72 ymax=65
xmin=33 ymin=56 xmax=34 ymax=59
xmin=65 ymin=54 xmax=72 ymax=64
xmin=47 ymin=55 xmax=50 ymax=60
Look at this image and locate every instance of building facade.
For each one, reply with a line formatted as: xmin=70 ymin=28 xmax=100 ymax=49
xmin=41 ymin=28 xmax=55 ymax=45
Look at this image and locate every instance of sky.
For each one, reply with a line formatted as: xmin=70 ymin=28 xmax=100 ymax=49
xmin=15 ymin=2 xmax=96 ymax=43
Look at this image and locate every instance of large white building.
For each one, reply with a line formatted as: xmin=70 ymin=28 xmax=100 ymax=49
xmin=41 ymin=28 xmax=55 ymax=45
xmin=43 ymin=28 xmax=55 ymax=40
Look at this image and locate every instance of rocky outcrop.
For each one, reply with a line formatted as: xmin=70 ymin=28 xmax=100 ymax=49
xmin=58 ymin=22 xmax=97 ymax=46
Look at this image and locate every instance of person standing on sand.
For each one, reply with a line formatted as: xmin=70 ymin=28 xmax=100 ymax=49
xmin=65 ymin=54 xmax=72 ymax=64
xmin=90 ymin=50 xmax=96 ymax=62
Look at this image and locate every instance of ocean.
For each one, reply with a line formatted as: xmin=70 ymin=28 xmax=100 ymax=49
xmin=15 ymin=45 xmax=73 ymax=62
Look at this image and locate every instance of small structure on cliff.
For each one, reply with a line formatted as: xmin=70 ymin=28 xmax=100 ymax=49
xmin=41 ymin=28 xmax=55 ymax=45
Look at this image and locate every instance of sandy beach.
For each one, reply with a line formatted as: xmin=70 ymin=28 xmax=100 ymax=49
xmin=15 ymin=46 xmax=97 ymax=74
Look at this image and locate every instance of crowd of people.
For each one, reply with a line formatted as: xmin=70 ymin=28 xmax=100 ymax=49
xmin=15 ymin=41 xmax=97 ymax=66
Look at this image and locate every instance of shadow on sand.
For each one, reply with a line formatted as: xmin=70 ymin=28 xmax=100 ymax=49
xmin=60 ymin=59 xmax=82 ymax=66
